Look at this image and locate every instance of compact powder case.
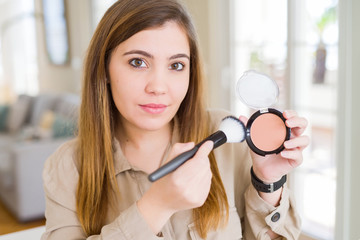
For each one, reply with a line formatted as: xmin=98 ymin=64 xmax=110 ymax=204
xmin=236 ymin=70 xmax=291 ymax=156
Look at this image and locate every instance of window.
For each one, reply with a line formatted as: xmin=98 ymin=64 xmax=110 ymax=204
xmin=0 ymin=0 xmax=38 ymax=97
xmin=230 ymin=0 xmax=288 ymax=116
xmin=91 ymin=0 xmax=117 ymax=30
xmin=290 ymin=1 xmax=337 ymax=239
xmin=42 ymin=0 xmax=69 ymax=65
xmin=230 ymin=0 xmax=338 ymax=239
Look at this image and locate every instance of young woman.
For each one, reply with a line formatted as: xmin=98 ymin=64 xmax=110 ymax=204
xmin=41 ymin=0 xmax=309 ymax=239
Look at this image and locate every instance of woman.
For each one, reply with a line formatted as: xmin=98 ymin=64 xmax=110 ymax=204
xmin=41 ymin=0 xmax=309 ymax=239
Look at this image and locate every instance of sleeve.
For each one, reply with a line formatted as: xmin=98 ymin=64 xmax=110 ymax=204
xmin=41 ymin=143 xmax=163 ymax=240
xmin=227 ymin=126 xmax=301 ymax=240
xmin=243 ymin=184 xmax=301 ymax=240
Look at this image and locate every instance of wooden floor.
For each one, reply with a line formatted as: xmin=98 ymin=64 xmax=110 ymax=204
xmin=0 ymin=199 xmax=45 ymax=235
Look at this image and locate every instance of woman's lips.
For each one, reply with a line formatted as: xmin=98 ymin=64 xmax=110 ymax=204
xmin=140 ymin=104 xmax=167 ymax=114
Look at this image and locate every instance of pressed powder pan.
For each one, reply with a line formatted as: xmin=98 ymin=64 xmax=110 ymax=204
xmin=236 ymin=71 xmax=291 ymax=156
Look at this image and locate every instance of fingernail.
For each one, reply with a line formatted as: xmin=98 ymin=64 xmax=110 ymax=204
xmin=284 ymin=141 xmax=292 ymax=148
xmin=281 ymin=151 xmax=289 ymax=158
xmin=285 ymin=119 xmax=293 ymax=127
xmin=205 ymin=140 xmax=214 ymax=149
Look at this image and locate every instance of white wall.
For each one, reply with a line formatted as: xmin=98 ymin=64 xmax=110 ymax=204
xmin=34 ymin=0 xmax=92 ymax=94
xmin=183 ymin=0 xmax=232 ymax=110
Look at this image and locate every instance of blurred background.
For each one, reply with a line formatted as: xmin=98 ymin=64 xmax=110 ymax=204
xmin=0 ymin=0 xmax=359 ymax=239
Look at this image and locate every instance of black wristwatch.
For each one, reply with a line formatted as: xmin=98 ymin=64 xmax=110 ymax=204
xmin=250 ymin=167 xmax=286 ymax=193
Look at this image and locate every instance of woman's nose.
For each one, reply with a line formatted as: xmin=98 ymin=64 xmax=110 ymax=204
xmin=145 ymin=69 xmax=168 ymax=95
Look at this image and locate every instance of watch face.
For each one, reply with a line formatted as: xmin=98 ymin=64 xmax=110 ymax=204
xmin=246 ymin=108 xmax=291 ymax=156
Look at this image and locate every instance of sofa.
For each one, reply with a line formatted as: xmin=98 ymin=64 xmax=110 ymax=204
xmin=0 ymin=93 xmax=79 ymax=222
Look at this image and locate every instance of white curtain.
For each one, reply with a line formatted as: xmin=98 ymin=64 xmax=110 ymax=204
xmin=0 ymin=0 xmax=38 ymax=103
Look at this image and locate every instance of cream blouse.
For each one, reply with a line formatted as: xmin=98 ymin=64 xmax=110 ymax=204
xmin=41 ymin=109 xmax=301 ymax=240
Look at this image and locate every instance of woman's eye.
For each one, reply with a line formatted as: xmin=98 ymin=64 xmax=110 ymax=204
xmin=169 ymin=62 xmax=184 ymax=71
xmin=129 ymin=58 xmax=147 ymax=68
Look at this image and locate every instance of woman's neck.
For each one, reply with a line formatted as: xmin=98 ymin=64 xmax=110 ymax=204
xmin=116 ymin=120 xmax=173 ymax=173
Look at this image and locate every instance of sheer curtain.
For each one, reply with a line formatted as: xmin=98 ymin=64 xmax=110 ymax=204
xmin=91 ymin=0 xmax=117 ymax=30
xmin=0 ymin=0 xmax=38 ymax=102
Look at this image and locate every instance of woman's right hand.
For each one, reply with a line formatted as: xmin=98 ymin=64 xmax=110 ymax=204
xmin=137 ymin=141 xmax=214 ymax=234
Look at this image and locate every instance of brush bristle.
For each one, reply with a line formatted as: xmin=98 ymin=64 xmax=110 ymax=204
xmin=218 ymin=116 xmax=246 ymax=143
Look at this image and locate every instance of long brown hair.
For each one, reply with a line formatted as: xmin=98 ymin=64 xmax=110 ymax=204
xmin=76 ymin=0 xmax=229 ymax=238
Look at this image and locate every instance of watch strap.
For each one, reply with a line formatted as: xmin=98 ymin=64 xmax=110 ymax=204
xmin=250 ymin=167 xmax=286 ymax=193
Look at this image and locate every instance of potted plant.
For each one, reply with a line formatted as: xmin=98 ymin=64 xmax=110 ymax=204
xmin=313 ymin=6 xmax=336 ymax=84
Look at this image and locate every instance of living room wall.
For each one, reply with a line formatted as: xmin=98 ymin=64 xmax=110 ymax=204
xmin=34 ymin=0 xmax=92 ymax=95
xmin=183 ymin=0 xmax=232 ymax=110
xmin=1 ymin=0 xmax=229 ymax=109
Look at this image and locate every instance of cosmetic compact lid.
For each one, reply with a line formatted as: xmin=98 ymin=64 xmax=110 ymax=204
xmin=236 ymin=70 xmax=279 ymax=109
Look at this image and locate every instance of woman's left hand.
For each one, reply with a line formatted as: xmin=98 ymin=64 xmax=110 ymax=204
xmin=240 ymin=110 xmax=310 ymax=183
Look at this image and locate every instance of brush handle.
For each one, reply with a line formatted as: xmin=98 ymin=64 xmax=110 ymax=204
xmin=148 ymin=146 xmax=199 ymax=182
xmin=148 ymin=131 xmax=226 ymax=182
xmin=196 ymin=131 xmax=227 ymax=149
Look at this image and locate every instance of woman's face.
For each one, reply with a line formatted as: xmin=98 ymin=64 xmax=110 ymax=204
xmin=109 ymin=21 xmax=190 ymax=132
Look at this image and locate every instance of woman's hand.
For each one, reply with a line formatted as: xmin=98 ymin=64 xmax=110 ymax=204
xmin=239 ymin=110 xmax=310 ymax=183
xmin=241 ymin=110 xmax=309 ymax=239
xmin=137 ymin=141 xmax=214 ymax=234
xmin=150 ymin=141 xmax=214 ymax=211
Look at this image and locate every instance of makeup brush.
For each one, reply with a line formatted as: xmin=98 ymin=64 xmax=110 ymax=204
xmin=148 ymin=116 xmax=246 ymax=182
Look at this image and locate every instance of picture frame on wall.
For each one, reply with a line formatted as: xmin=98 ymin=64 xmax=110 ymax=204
xmin=42 ymin=0 xmax=69 ymax=65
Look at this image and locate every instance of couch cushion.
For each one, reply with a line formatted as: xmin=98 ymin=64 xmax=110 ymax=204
xmin=6 ymin=95 xmax=33 ymax=132
xmin=28 ymin=94 xmax=58 ymax=127
xmin=52 ymin=113 xmax=77 ymax=138
xmin=39 ymin=110 xmax=55 ymax=130
xmin=54 ymin=93 xmax=80 ymax=119
xmin=0 ymin=105 xmax=10 ymax=131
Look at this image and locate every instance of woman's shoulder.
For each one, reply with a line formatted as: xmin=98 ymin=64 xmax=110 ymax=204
xmin=206 ymin=108 xmax=233 ymax=129
xmin=42 ymin=138 xmax=79 ymax=206
xmin=43 ymin=138 xmax=79 ymax=174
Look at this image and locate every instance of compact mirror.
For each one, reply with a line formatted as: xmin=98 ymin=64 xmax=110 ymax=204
xmin=236 ymin=70 xmax=291 ymax=156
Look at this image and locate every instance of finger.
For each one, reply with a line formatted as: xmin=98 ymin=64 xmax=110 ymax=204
xmin=178 ymin=141 xmax=213 ymax=173
xmin=284 ymin=135 xmax=310 ymax=150
xmin=167 ymin=142 xmax=195 ymax=161
xmin=191 ymin=141 xmax=213 ymax=186
xmin=285 ymin=116 xmax=308 ymax=129
xmin=283 ymin=110 xmax=298 ymax=119
xmin=286 ymin=117 xmax=308 ymax=136
xmin=194 ymin=141 xmax=214 ymax=160
xmin=280 ymin=149 xmax=303 ymax=166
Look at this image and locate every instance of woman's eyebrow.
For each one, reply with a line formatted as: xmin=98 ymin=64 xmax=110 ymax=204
xmin=169 ymin=53 xmax=190 ymax=60
xmin=123 ymin=50 xmax=153 ymax=58
xmin=123 ymin=50 xmax=189 ymax=61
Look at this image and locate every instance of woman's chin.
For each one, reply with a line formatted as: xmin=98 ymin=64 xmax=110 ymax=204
xmin=134 ymin=116 xmax=173 ymax=132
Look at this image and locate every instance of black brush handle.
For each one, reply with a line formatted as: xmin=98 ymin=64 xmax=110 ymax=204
xmin=148 ymin=146 xmax=199 ymax=182
xmin=148 ymin=131 xmax=226 ymax=182
xmin=196 ymin=131 xmax=226 ymax=149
